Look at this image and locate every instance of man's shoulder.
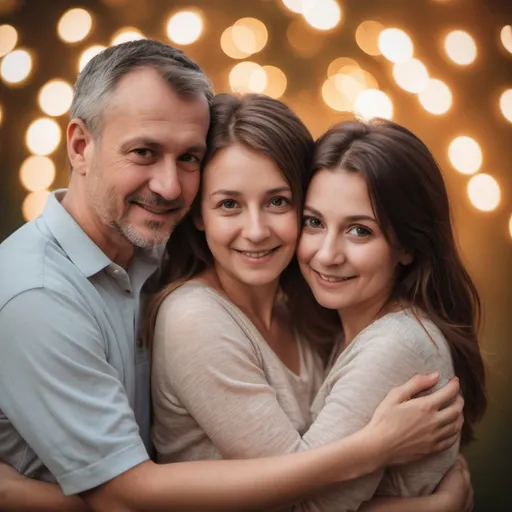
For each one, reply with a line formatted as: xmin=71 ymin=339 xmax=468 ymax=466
xmin=0 ymin=219 xmax=84 ymax=310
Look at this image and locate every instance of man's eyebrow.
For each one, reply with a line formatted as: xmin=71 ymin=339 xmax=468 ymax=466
xmin=183 ymin=143 xmax=207 ymax=155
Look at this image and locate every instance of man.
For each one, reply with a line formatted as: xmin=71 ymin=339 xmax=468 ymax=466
xmin=0 ymin=40 xmax=463 ymax=512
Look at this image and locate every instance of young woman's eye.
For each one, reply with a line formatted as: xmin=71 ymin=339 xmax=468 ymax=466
xmin=220 ymin=199 xmax=238 ymax=209
xmin=303 ymin=216 xmax=323 ymax=229
xmin=348 ymin=225 xmax=372 ymax=237
xmin=269 ymin=196 xmax=290 ymax=208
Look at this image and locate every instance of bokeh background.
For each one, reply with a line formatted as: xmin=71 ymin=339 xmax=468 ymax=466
xmin=1 ymin=0 xmax=511 ymax=509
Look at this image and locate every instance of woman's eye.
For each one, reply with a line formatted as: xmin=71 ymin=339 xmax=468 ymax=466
xmin=220 ymin=199 xmax=237 ymax=209
xmin=269 ymin=196 xmax=289 ymax=207
xmin=348 ymin=225 xmax=372 ymax=237
xmin=303 ymin=216 xmax=322 ymax=228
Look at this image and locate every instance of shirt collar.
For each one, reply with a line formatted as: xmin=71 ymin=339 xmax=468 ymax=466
xmin=42 ymin=189 xmax=113 ymax=278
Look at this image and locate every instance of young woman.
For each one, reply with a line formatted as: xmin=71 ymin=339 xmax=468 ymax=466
xmin=148 ymin=94 xmax=470 ymax=511
xmin=0 ymin=99 xmax=467 ymax=511
xmin=292 ymin=118 xmax=487 ymax=509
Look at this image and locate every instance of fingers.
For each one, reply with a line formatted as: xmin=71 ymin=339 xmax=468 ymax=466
xmin=434 ymin=432 xmax=460 ymax=452
xmin=389 ymin=372 xmax=440 ymax=402
xmin=422 ymin=377 xmax=461 ymax=410
xmin=436 ymin=395 xmax=464 ymax=427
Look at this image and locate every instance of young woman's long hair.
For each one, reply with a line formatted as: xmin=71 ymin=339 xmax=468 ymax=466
xmin=145 ymin=93 xmax=314 ymax=347
xmin=291 ymin=118 xmax=487 ymax=444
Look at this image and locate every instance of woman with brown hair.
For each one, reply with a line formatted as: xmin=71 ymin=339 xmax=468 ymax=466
xmin=148 ymin=94 xmax=472 ymax=511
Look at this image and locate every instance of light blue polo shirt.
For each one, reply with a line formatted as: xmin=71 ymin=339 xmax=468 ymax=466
xmin=0 ymin=190 xmax=162 ymax=495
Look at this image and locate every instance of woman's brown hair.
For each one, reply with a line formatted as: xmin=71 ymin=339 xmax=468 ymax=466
xmin=146 ymin=93 xmax=314 ymax=346
xmin=291 ymin=118 xmax=486 ymax=444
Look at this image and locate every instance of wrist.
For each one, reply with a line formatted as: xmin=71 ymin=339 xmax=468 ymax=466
xmin=360 ymin=423 xmax=390 ymax=472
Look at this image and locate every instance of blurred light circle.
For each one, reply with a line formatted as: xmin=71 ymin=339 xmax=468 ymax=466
xmin=0 ymin=24 xmax=18 ymax=57
xmin=509 ymin=214 xmax=512 ymax=239
xmin=262 ymin=65 xmax=287 ymax=99
xmin=392 ymin=58 xmax=429 ymax=93
xmin=19 ymin=155 xmax=56 ymax=192
xmin=444 ymin=30 xmax=477 ymax=65
xmin=302 ymin=0 xmax=342 ymax=31
xmin=78 ymin=45 xmax=107 ymax=72
xmin=378 ymin=28 xmax=413 ymax=64
xmin=500 ymin=25 xmax=512 ymax=55
xmin=229 ymin=61 xmax=267 ymax=93
xmin=111 ymin=27 xmax=144 ymax=46
xmin=166 ymin=11 xmax=203 ymax=45
xmin=286 ymin=18 xmax=325 ymax=58
xmin=355 ymin=20 xmax=383 ymax=56
xmin=354 ymin=89 xmax=393 ymax=120
xmin=467 ymin=174 xmax=501 ymax=212
xmin=322 ymin=77 xmax=352 ymax=112
xmin=22 ymin=190 xmax=51 ymax=221
xmin=327 ymin=57 xmax=360 ymax=78
xmin=221 ymin=27 xmax=251 ymax=59
xmin=38 ymin=79 xmax=74 ymax=116
xmin=26 ymin=118 xmax=61 ymax=156
xmin=499 ymin=89 xmax=512 ymax=123
xmin=57 ymin=8 xmax=93 ymax=43
xmin=0 ymin=48 xmax=32 ymax=84
xmin=418 ymin=78 xmax=452 ymax=115
xmin=0 ymin=103 xmax=3 ymax=125
xmin=281 ymin=0 xmax=305 ymax=13
xmin=448 ymin=136 xmax=482 ymax=175
xmin=232 ymin=18 xmax=268 ymax=55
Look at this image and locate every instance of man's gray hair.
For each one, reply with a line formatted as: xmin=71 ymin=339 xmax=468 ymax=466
xmin=71 ymin=39 xmax=213 ymax=136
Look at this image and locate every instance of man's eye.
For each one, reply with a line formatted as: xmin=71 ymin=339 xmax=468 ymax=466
xmin=132 ymin=148 xmax=154 ymax=158
xmin=179 ymin=154 xmax=200 ymax=164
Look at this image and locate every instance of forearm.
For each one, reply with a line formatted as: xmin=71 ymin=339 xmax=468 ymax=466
xmin=84 ymin=427 xmax=385 ymax=512
xmin=359 ymin=494 xmax=446 ymax=512
xmin=1 ymin=478 xmax=89 ymax=512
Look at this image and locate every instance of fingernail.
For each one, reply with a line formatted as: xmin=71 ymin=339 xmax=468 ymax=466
xmin=429 ymin=371 xmax=440 ymax=379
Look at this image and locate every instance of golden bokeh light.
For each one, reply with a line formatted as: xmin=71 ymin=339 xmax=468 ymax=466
xmin=25 ymin=118 xmax=61 ymax=156
xmin=509 ymin=214 xmax=512 ymax=239
xmin=0 ymin=24 xmax=18 ymax=57
xmin=0 ymin=103 xmax=3 ymax=126
xmin=500 ymin=25 xmax=512 ymax=55
xmin=281 ymin=0 xmax=304 ymax=13
xmin=499 ymin=89 xmax=512 ymax=123
xmin=0 ymin=48 xmax=32 ymax=84
xmin=302 ymin=0 xmax=342 ymax=31
xmin=232 ymin=18 xmax=268 ymax=55
xmin=467 ymin=174 xmax=501 ymax=212
xmin=57 ymin=8 xmax=93 ymax=43
xmin=392 ymin=58 xmax=429 ymax=93
xmin=262 ymin=65 xmax=287 ymax=99
xmin=78 ymin=45 xmax=107 ymax=72
xmin=111 ymin=27 xmax=144 ymax=46
xmin=322 ymin=76 xmax=352 ymax=112
xmin=22 ymin=190 xmax=50 ymax=222
xmin=19 ymin=155 xmax=56 ymax=192
xmin=38 ymin=79 xmax=74 ymax=117
xmin=355 ymin=20 xmax=383 ymax=56
xmin=327 ymin=57 xmax=360 ymax=78
xmin=287 ymin=18 xmax=325 ymax=58
xmin=354 ymin=89 xmax=393 ymax=120
xmin=229 ymin=61 xmax=267 ymax=93
xmin=418 ymin=78 xmax=452 ymax=115
xmin=444 ymin=30 xmax=477 ymax=65
xmin=166 ymin=10 xmax=203 ymax=46
xmin=220 ymin=27 xmax=251 ymax=59
xmin=378 ymin=28 xmax=413 ymax=64
xmin=448 ymin=136 xmax=482 ymax=175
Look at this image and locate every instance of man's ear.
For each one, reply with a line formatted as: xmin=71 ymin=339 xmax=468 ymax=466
xmin=67 ymin=118 xmax=93 ymax=176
